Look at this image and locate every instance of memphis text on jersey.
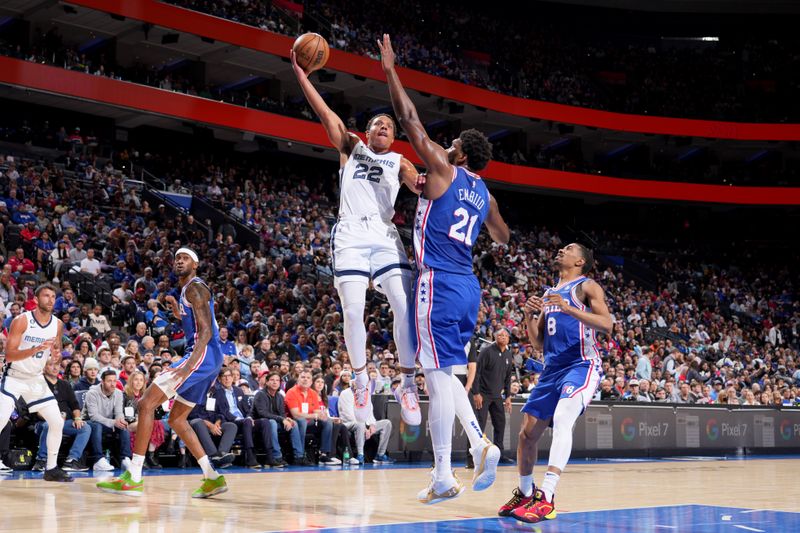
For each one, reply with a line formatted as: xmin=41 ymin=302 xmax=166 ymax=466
xmin=353 ymin=153 xmax=396 ymax=168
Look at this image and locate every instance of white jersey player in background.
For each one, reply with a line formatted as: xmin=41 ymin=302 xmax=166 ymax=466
xmin=0 ymin=284 xmax=72 ymax=481
xmin=292 ymin=49 xmax=422 ymax=426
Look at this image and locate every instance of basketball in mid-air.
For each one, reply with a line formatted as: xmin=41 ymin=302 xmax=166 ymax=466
xmin=293 ymin=33 xmax=330 ymax=73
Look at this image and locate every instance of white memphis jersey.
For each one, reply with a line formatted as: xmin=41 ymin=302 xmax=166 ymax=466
xmin=338 ymin=140 xmax=402 ymax=223
xmin=9 ymin=311 xmax=59 ymax=376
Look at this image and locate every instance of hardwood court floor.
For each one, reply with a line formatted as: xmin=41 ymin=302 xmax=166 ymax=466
xmin=1 ymin=457 xmax=798 ymax=533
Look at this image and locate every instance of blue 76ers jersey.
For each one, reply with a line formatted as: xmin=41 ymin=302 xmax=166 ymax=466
xmin=413 ymin=166 xmax=490 ymax=274
xmin=542 ymin=277 xmax=601 ymax=368
xmin=179 ymin=277 xmax=223 ymax=362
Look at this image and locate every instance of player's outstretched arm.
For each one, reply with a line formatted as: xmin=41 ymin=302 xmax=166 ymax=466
xmin=291 ymin=50 xmax=357 ymax=157
xmin=399 ymin=157 xmax=424 ymax=195
xmin=378 ymin=34 xmax=451 ymax=194
xmin=4 ymin=315 xmax=53 ymax=362
xmin=485 ymin=194 xmax=510 ymax=244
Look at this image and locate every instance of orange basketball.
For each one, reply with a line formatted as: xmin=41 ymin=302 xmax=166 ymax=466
xmin=292 ymin=33 xmax=330 ymax=73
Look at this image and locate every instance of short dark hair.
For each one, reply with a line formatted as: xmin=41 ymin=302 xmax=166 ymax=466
xmin=266 ymin=371 xmax=280 ymax=381
xmin=459 ymin=129 xmax=492 ymax=171
xmin=218 ymin=368 xmax=232 ymax=379
xmin=576 ymin=243 xmax=594 ymax=274
xmin=366 ymin=113 xmax=396 ymax=133
xmin=35 ymin=283 xmax=57 ymax=297
xmin=101 ymin=370 xmax=117 ymax=380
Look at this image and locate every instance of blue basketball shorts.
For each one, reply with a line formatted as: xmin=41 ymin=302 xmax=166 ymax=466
xmin=521 ymin=360 xmax=601 ymax=421
xmin=153 ymin=345 xmax=223 ymax=406
xmin=411 ymin=268 xmax=480 ymax=369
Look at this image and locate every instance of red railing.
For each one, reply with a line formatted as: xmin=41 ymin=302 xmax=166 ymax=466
xmin=2 ymin=56 xmax=797 ymax=205
xmin=66 ymin=0 xmax=800 ymax=141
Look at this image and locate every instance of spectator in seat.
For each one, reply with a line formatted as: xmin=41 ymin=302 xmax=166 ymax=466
xmin=80 ymin=248 xmax=102 ymax=277
xmin=251 ymin=371 xmax=299 ymax=468
xmin=8 ymin=247 xmax=35 ymax=276
xmin=284 ymin=369 xmax=337 ymax=465
xmin=210 ymin=367 xmax=261 ymax=468
xmin=88 ymin=304 xmax=111 ymax=335
xmin=84 ymin=370 xmax=131 ymax=471
xmin=312 ymin=374 xmax=350 ymax=464
xmin=65 ymin=360 xmax=84 ymax=388
xmin=218 ymin=327 xmax=237 ymax=358
xmin=123 ymin=370 xmax=164 ymax=469
xmin=33 ymin=360 xmax=91 ymax=472
xmin=73 ymin=357 xmax=101 ymax=391
xmin=338 ymin=379 xmax=393 ymax=465
xmin=187 ymin=399 xmax=236 ymax=470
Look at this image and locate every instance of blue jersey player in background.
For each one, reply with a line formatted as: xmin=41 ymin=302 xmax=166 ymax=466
xmin=379 ymin=34 xmax=511 ymax=504
xmin=498 ymin=243 xmax=612 ymax=524
xmin=98 ymin=247 xmax=229 ymax=499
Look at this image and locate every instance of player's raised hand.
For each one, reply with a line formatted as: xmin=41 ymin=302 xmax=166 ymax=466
xmin=524 ymin=296 xmax=544 ymax=315
xmin=377 ymin=34 xmax=396 ymax=72
xmin=290 ymin=49 xmax=308 ymax=79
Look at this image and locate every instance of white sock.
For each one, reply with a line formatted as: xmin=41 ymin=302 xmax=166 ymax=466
xmin=197 ymin=455 xmax=219 ymax=480
xmin=519 ymin=474 xmax=533 ymax=497
xmin=383 ymin=273 xmax=416 ymax=385
xmin=39 ymin=404 xmax=64 ymax=471
xmin=450 ymin=374 xmax=485 ymax=449
xmin=541 ymin=471 xmax=560 ymax=502
xmin=340 ymin=280 xmax=368 ymax=370
xmin=423 ymin=367 xmax=456 ymax=483
xmin=129 ymin=454 xmax=145 ymax=482
xmin=355 ymin=369 xmax=369 ymax=389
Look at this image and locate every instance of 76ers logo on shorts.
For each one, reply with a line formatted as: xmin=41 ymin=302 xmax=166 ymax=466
xmin=562 ymin=385 xmax=575 ymax=395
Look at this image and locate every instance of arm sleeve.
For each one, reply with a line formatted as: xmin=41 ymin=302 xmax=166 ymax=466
xmin=113 ymin=391 xmax=124 ymax=420
xmin=63 ymin=381 xmax=79 ymax=414
xmin=504 ymin=353 xmax=513 ymax=398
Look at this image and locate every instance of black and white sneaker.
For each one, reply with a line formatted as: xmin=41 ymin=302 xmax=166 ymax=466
xmin=63 ymin=458 xmax=89 ymax=472
xmin=211 ymin=452 xmax=235 ymax=469
xmin=32 ymin=459 xmax=47 ymax=472
xmin=43 ymin=467 xmax=74 ymax=482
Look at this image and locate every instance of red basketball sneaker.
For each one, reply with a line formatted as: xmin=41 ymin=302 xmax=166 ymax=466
xmin=511 ymin=489 xmax=557 ymax=523
xmin=497 ymin=487 xmax=536 ymax=517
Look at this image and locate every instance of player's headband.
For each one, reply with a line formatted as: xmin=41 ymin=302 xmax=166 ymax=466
xmin=175 ymin=247 xmax=199 ymax=263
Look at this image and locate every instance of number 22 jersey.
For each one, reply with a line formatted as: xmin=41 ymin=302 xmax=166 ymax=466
xmin=413 ymin=166 xmax=489 ymax=274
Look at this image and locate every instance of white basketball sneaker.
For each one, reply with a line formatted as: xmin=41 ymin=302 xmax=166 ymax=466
xmin=469 ymin=436 xmax=501 ymax=491
xmin=417 ymin=470 xmax=465 ymax=505
xmin=393 ymin=384 xmax=421 ymax=426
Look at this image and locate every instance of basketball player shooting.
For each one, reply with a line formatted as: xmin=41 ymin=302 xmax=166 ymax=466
xmin=97 ymin=248 xmax=228 ymax=498
xmin=291 ymin=47 xmax=424 ymax=427
xmin=498 ymin=243 xmax=611 ymax=524
xmin=1 ymin=284 xmax=70 ymax=482
xmin=378 ymin=34 xmax=511 ymax=503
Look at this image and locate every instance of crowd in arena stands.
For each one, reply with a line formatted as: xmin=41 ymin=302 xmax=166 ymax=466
xmin=3 ymin=30 xmax=798 ymax=187
xmin=0 ymin=123 xmax=798 ymax=471
xmin=166 ymin=0 xmax=800 ymax=122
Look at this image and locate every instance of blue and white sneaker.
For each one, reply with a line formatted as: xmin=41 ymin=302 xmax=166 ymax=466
xmin=373 ymin=454 xmax=395 ymax=464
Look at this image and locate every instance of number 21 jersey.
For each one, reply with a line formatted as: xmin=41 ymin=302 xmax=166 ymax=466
xmin=413 ymin=166 xmax=489 ymax=274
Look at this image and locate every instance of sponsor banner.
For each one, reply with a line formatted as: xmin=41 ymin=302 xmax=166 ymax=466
xmin=773 ymin=409 xmax=800 ymax=448
xmin=611 ymin=405 xmax=676 ymax=450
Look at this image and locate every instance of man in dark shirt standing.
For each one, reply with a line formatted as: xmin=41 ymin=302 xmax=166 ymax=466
xmin=472 ymin=329 xmax=514 ymax=463
xmin=33 ymin=359 xmax=91 ymax=472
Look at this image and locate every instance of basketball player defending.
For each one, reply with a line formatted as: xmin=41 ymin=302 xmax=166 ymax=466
xmin=1 ymin=284 xmax=71 ymax=482
xmin=379 ymin=35 xmax=511 ymax=503
xmin=97 ymin=248 xmax=227 ymax=498
xmin=291 ymin=50 xmax=422 ymax=427
xmin=498 ymin=243 xmax=611 ymax=523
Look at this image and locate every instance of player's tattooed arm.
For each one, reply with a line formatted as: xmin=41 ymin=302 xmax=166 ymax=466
xmin=175 ymin=282 xmax=213 ymax=373
xmin=378 ymin=34 xmax=451 ymax=193
xmin=290 ymin=49 xmax=357 ymax=159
